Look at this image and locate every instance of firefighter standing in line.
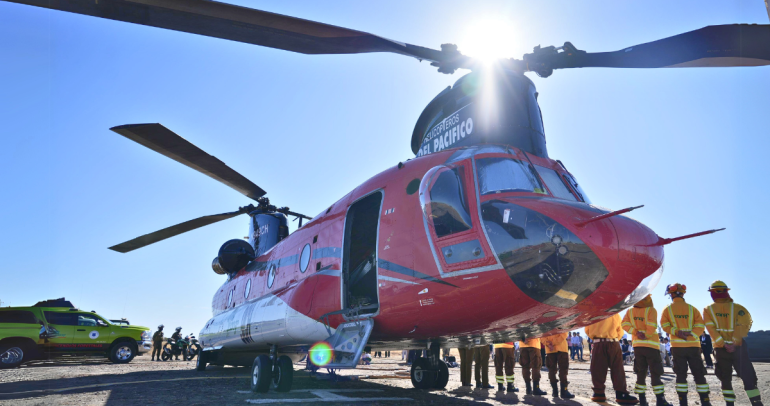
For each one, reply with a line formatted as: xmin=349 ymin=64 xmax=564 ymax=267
xmin=660 ymin=283 xmax=711 ymax=406
xmin=704 ymin=281 xmax=763 ymax=406
xmin=493 ymin=342 xmax=518 ymax=393
xmin=151 ymin=324 xmax=164 ymax=361
xmin=457 ymin=346 xmax=473 ymax=388
xmin=474 ymin=344 xmax=494 ymax=389
xmin=586 ymin=313 xmax=638 ymax=404
xmin=541 ymin=332 xmax=575 ymax=399
xmin=622 ymin=295 xmax=673 ymax=406
xmin=518 ymin=337 xmax=547 ymax=395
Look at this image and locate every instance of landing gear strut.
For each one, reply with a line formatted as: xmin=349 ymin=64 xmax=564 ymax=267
xmin=410 ymin=344 xmax=449 ymax=390
xmin=251 ymin=345 xmax=294 ymax=393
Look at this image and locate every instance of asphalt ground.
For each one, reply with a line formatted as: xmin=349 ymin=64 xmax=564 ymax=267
xmin=0 ymin=352 xmax=767 ymax=405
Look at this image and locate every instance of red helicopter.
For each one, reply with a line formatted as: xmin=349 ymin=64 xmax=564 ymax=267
xmin=6 ymin=0 xmax=768 ymax=394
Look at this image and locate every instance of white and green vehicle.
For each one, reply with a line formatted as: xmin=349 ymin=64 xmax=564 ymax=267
xmin=0 ymin=298 xmax=151 ymax=368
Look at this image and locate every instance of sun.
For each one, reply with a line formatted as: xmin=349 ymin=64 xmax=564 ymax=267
xmin=458 ymin=18 xmax=520 ymax=63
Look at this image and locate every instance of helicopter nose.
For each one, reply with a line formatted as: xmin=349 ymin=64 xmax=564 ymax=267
xmin=480 ymin=198 xmax=663 ymax=311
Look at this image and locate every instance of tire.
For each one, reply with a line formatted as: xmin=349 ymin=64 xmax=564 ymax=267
xmin=271 ymin=355 xmax=294 ymax=393
xmin=0 ymin=345 xmax=25 ymax=369
xmin=161 ymin=351 xmax=170 ymax=361
xmin=110 ymin=341 xmax=137 ymax=364
xmin=195 ymin=351 xmax=207 ymax=371
xmin=433 ymin=359 xmax=449 ymax=389
xmin=411 ymin=357 xmax=437 ymax=389
xmin=250 ymin=355 xmax=271 ymax=393
xmin=188 ymin=345 xmax=200 ymax=361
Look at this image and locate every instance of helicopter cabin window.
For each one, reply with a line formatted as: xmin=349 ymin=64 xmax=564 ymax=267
xmin=299 ymin=244 xmax=311 ymax=273
xmin=428 ymin=167 xmax=473 ymax=238
xmin=475 ymin=157 xmax=545 ymax=196
xmin=267 ymin=265 xmax=276 ymax=288
xmin=533 ymin=165 xmax=577 ymax=201
xmin=227 ymin=289 xmax=233 ymax=307
xmin=244 ymin=279 xmax=251 ymax=299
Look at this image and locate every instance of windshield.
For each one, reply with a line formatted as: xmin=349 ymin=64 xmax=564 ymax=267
xmin=562 ymin=172 xmax=591 ymax=204
xmin=475 ymin=157 xmax=545 ymax=195
xmin=534 ymin=165 xmax=577 ymax=201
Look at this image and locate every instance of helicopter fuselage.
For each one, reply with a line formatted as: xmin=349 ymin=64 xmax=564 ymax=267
xmin=198 ymin=143 xmax=663 ymax=364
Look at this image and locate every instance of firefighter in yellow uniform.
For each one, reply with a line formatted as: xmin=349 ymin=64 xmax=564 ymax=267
xmin=541 ymin=332 xmax=575 ymax=399
xmin=660 ymin=283 xmax=711 ymax=406
xmin=622 ymin=295 xmax=673 ymax=406
xmin=704 ymin=281 xmax=763 ymax=406
xmin=586 ymin=313 xmax=638 ymax=404
xmin=493 ymin=342 xmax=517 ymax=393
xmin=518 ymin=338 xmax=547 ymax=395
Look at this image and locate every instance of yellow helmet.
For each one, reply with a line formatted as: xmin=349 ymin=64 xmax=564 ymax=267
xmin=708 ymin=280 xmax=730 ymax=291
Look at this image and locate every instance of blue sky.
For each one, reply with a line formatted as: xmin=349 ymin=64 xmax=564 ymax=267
xmin=0 ymin=0 xmax=768 ymax=335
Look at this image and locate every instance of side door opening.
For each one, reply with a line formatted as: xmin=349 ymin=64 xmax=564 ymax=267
xmin=341 ymin=191 xmax=383 ymax=318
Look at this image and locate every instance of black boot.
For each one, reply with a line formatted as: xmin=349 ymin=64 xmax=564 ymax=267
xmin=551 ymin=381 xmax=559 ymax=398
xmin=560 ymin=382 xmax=575 ymax=400
xmin=498 ymin=383 xmax=505 ymax=391
xmin=592 ymin=392 xmax=607 ymax=402
xmin=532 ymin=381 xmax=547 ymax=396
xmin=639 ymin=393 xmax=649 ymax=406
xmin=655 ymin=393 xmax=673 ymax=406
xmin=525 ymin=381 xmax=532 ymax=395
xmin=617 ymin=391 xmax=640 ymax=405
xmin=507 ymin=382 xmax=518 ymax=393
xmin=749 ymin=396 xmax=764 ymax=406
xmin=699 ymin=392 xmax=712 ymax=406
xmin=677 ymin=393 xmax=688 ymax=406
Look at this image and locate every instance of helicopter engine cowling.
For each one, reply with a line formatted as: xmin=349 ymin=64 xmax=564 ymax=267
xmin=212 ymin=239 xmax=255 ymax=275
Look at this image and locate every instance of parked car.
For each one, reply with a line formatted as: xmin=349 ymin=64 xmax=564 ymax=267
xmin=0 ymin=298 xmax=151 ymax=368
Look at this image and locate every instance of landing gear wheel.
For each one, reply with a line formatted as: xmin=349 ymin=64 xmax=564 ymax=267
xmin=432 ymin=359 xmax=449 ymax=389
xmin=110 ymin=341 xmax=137 ymax=364
xmin=251 ymin=355 xmax=271 ymax=393
xmin=271 ymin=355 xmax=294 ymax=392
xmin=0 ymin=345 xmax=25 ymax=369
xmin=195 ymin=351 xmax=208 ymax=371
xmin=411 ymin=357 xmax=437 ymax=389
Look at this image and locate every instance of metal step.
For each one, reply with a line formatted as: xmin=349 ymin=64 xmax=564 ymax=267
xmin=312 ymin=318 xmax=374 ymax=369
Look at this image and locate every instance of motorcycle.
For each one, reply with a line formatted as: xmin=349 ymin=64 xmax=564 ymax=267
xmin=185 ymin=334 xmax=200 ymax=360
xmin=160 ymin=337 xmax=189 ymax=361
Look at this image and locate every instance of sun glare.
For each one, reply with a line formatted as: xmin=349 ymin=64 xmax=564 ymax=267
xmin=459 ymin=18 xmax=519 ymax=63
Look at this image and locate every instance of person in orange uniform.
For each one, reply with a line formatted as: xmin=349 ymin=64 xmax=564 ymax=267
xmin=622 ymin=295 xmax=673 ymax=406
xmin=541 ymin=332 xmax=575 ymax=399
xmin=493 ymin=342 xmax=517 ymax=393
xmin=585 ymin=313 xmax=638 ymax=404
xmin=660 ymin=283 xmax=711 ymax=406
xmin=518 ymin=337 xmax=547 ymax=396
xmin=704 ymin=281 xmax=763 ymax=406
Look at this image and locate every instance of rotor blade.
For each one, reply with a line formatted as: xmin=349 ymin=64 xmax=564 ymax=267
xmin=111 ymin=123 xmax=266 ymax=200
xmin=4 ymin=0 xmax=464 ymax=67
xmin=109 ymin=209 xmax=246 ymax=253
xmin=524 ymin=24 xmax=770 ymax=75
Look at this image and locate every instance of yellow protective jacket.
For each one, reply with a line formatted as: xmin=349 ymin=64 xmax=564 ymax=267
xmin=493 ymin=342 xmax=514 ymax=349
xmin=704 ymin=299 xmax=753 ymax=348
xmin=518 ymin=338 xmax=541 ymax=349
xmin=585 ymin=313 xmax=624 ymax=340
xmin=622 ymin=307 xmax=660 ymax=349
xmin=541 ymin=333 xmax=569 ymax=354
xmin=660 ymin=297 xmax=704 ymax=348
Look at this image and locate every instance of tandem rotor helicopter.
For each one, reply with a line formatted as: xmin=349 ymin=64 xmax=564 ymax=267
xmin=5 ymin=0 xmax=769 ymax=394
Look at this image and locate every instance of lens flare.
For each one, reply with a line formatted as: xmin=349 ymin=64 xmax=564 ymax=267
xmin=309 ymin=342 xmax=333 ymax=366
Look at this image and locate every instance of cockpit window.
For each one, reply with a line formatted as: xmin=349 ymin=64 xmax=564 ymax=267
xmin=428 ymin=167 xmax=473 ymax=238
xmin=476 ymin=157 xmax=545 ymax=196
xmin=534 ymin=165 xmax=577 ymax=201
xmin=562 ymin=172 xmax=591 ymax=204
